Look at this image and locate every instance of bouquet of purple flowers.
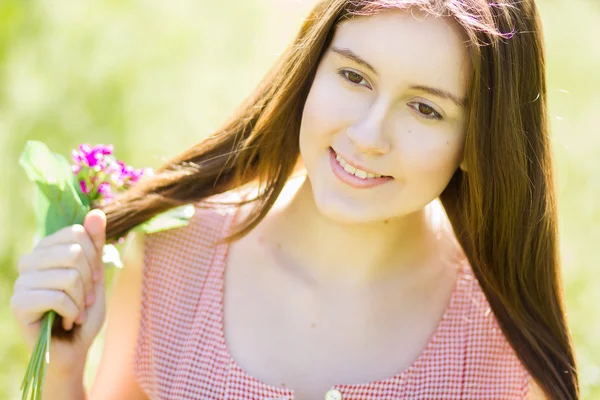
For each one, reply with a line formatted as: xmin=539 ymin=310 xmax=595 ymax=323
xmin=18 ymin=141 xmax=194 ymax=400
xmin=72 ymin=143 xmax=147 ymax=207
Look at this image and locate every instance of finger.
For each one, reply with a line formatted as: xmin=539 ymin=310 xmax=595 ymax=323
xmin=15 ymin=268 xmax=87 ymax=316
xmin=10 ymin=289 xmax=80 ymax=331
xmin=35 ymin=224 xmax=88 ymax=251
xmin=84 ymin=209 xmax=107 ymax=281
xmin=33 ymin=224 xmax=98 ymax=285
xmin=33 ymin=224 xmax=81 ymax=249
xmin=84 ymin=209 xmax=107 ymax=253
xmin=18 ymin=244 xmax=94 ymax=303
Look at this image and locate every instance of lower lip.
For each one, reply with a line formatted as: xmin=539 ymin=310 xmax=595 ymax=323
xmin=329 ymin=148 xmax=393 ymax=189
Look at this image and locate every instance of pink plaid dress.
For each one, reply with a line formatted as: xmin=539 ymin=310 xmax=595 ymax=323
xmin=134 ymin=199 xmax=531 ymax=399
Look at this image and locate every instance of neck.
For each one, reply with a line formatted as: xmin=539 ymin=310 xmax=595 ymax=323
xmin=254 ymin=176 xmax=455 ymax=289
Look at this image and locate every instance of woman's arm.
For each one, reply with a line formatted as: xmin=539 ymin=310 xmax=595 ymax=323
xmin=87 ymin=231 xmax=147 ymax=400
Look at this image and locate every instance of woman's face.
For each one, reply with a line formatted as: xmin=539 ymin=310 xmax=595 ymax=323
xmin=299 ymin=9 xmax=470 ymax=224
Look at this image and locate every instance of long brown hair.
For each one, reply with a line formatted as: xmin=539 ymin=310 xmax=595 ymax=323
xmin=98 ymin=0 xmax=579 ymax=397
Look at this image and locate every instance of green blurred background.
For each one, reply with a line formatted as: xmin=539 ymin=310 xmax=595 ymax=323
xmin=0 ymin=0 xmax=598 ymax=398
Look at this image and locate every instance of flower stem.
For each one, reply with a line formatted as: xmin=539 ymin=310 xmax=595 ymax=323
xmin=21 ymin=311 xmax=55 ymax=400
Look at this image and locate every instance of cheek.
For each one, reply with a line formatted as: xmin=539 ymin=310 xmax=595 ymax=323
xmin=398 ymin=131 xmax=465 ymax=177
xmin=300 ymin=73 xmax=365 ymax=142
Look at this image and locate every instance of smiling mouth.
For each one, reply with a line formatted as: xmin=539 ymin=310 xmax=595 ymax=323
xmin=330 ymin=148 xmax=389 ymax=179
xmin=329 ymin=148 xmax=393 ymax=189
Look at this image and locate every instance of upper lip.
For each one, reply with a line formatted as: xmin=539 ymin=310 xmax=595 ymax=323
xmin=331 ymin=148 xmax=387 ymax=176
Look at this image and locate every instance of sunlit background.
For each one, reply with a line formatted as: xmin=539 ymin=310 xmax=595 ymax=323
xmin=0 ymin=0 xmax=598 ymax=398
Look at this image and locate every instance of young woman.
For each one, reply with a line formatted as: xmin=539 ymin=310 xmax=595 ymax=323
xmin=11 ymin=0 xmax=579 ymax=399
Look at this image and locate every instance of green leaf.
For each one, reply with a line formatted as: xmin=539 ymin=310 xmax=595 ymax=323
xmin=133 ymin=204 xmax=195 ymax=234
xmin=19 ymin=141 xmax=90 ymax=236
xmin=59 ymin=149 xmax=90 ymax=209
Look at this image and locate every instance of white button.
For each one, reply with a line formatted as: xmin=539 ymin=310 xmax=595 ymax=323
xmin=325 ymin=389 xmax=342 ymax=400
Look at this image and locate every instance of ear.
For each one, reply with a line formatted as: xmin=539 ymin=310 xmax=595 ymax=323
xmin=459 ymin=159 xmax=468 ymax=173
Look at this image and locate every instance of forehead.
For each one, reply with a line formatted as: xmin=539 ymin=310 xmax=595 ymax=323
xmin=329 ymin=9 xmax=471 ymax=94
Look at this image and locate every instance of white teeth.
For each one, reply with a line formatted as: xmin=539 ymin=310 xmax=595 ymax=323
xmin=335 ymin=152 xmax=383 ymax=179
xmin=343 ymin=164 xmax=357 ymax=175
xmin=355 ymin=170 xmax=367 ymax=179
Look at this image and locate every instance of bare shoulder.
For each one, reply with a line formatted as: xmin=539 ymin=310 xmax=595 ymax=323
xmin=122 ymin=230 xmax=145 ymax=265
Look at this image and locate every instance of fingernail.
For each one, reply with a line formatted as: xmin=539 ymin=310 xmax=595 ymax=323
xmin=93 ymin=269 xmax=100 ymax=282
xmin=85 ymin=292 xmax=95 ymax=306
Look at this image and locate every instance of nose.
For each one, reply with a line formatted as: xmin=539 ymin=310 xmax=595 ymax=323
xmin=346 ymin=99 xmax=392 ymax=155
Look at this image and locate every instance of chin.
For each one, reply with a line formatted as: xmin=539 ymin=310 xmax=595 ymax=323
xmin=309 ymin=183 xmax=393 ymax=225
xmin=306 ymin=171 xmax=435 ymax=227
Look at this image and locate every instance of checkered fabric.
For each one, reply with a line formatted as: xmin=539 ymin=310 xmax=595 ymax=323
xmin=134 ymin=197 xmax=531 ymax=400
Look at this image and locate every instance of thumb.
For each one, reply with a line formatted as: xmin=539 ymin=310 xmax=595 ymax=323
xmin=84 ymin=209 xmax=107 ymax=253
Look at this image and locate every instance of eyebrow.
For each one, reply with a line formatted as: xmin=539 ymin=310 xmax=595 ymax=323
xmin=330 ymin=46 xmax=467 ymax=108
xmin=409 ymin=85 xmax=467 ymax=108
xmin=331 ymin=46 xmax=378 ymax=75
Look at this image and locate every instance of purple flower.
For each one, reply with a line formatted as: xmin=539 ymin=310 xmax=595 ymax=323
xmin=72 ymin=149 xmax=84 ymax=165
xmin=129 ymin=168 xmax=144 ymax=183
xmin=110 ymin=160 xmax=146 ymax=186
xmin=80 ymin=180 xmax=90 ymax=195
xmin=72 ymin=144 xmax=114 ymax=170
xmin=70 ymin=143 xmax=147 ymax=207
xmin=97 ymin=182 xmax=112 ymax=199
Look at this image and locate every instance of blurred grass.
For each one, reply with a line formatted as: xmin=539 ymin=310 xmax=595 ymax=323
xmin=0 ymin=0 xmax=598 ymax=398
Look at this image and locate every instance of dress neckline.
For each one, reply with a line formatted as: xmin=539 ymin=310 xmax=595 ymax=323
xmin=214 ymin=203 xmax=470 ymax=398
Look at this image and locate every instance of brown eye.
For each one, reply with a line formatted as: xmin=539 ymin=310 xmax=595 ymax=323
xmin=418 ymin=103 xmax=435 ymax=116
xmin=346 ymin=71 xmax=363 ymax=84
xmin=409 ymin=102 xmax=443 ymax=120
xmin=338 ymin=69 xmax=370 ymax=88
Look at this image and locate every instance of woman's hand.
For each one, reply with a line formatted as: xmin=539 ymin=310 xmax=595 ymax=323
xmin=10 ymin=209 xmax=108 ymax=376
